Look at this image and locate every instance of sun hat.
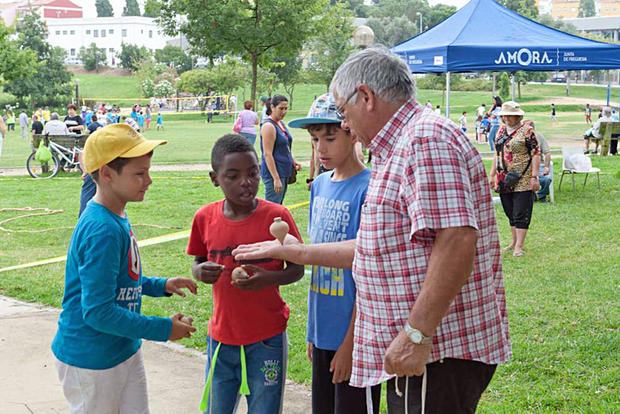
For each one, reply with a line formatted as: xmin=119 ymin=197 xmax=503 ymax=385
xmin=288 ymin=93 xmax=342 ymax=129
xmin=497 ymin=101 xmax=525 ymax=116
xmin=84 ymin=123 xmax=167 ymax=173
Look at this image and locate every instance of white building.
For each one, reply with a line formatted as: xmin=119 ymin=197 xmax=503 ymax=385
xmin=45 ymin=16 xmax=172 ymax=66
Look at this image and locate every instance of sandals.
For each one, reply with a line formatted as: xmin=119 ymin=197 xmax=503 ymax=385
xmin=502 ymin=246 xmax=514 ymax=253
xmin=513 ymin=250 xmax=525 ymax=257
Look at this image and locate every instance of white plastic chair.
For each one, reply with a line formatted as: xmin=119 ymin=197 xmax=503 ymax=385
xmin=558 ymin=147 xmax=601 ymax=192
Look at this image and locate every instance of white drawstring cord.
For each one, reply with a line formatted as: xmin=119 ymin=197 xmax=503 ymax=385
xmin=394 ymin=367 xmax=427 ymax=414
xmin=366 ymin=386 xmax=373 ymax=414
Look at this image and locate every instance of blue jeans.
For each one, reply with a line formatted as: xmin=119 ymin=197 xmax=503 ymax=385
xmin=203 ymin=332 xmax=287 ymax=414
xmin=239 ymin=132 xmax=256 ymax=147
xmin=262 ymin=176 xmax=288 ymax=205
xmin=488 ymin=124 xmax=500 ymax=151
xmin=79 ymin=174 xmax=97 ymax=217
xmin=537 ymin=165 xmax=552 ymax=200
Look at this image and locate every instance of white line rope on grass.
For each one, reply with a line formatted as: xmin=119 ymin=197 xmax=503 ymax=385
xmin=0 ymin=201 xmax=310 ymax=273
xmin=0 ymin=207 xmax=182 ymax=234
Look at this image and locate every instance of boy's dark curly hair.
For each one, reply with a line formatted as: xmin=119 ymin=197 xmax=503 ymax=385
xmin=211 ymin=134 xmax=257 ymax=172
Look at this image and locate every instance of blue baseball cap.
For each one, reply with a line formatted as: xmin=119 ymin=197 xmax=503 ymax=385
xmin=288 ymin=93 xmax=342 ymax=129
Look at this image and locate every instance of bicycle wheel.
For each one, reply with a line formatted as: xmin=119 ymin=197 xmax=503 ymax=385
xmin=26 ymin=152 xmax=61 ymax=179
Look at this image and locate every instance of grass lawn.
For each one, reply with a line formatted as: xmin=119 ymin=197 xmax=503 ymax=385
xmin=1 ymin=153 xmax=619 ymax=412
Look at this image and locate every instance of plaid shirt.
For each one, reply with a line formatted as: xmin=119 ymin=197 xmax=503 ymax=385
xmin=350 ymin=100 xmax=512 ymax=387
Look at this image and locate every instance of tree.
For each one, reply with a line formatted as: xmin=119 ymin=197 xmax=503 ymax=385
xmin=143 ymin=0 xmax=161 ymax=17
xmin=498 ymin=72 xmax=511 ymax=100
xmin=270 ymin=55 xmax=302 ymax=109
xmin=367 ymin=15 xmax=418 ymax=47
xmin=428 ymin=4 xmax=457 ymax=29
xmin=119 ymin=43 xmax=151 ymax=71
xmin=3 ymin=14 xmax=69 ymax=108
xmin=155 ymin=45 xmax=192 ymax=73
xmin=78 ymin=43 xmax=107 ymax=72
xmin=578 ymin=0 xmax=596 ymax=17
xmin=307 ymin=2 xmax=357 ymax=88
xmin=0 ymin=23 xmax=37 ymax=88
xmin=160 ymin=0 xmax=326 ymax=104
xmin=499 ymin=0 xmax=538 ymax=19
xmin=122 ymin=0 xmax=141 ymax=16
xmin=95 ymin=0 xmax=114 ymax=17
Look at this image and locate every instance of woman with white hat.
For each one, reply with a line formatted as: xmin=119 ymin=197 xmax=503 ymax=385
xmin=489 ymin=101 xmax=541 ymax=257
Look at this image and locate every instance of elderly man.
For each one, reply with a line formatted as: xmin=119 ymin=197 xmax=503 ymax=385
xmin=585 ymin=107 xmax=614 ymax=155
xmin=43 ymin=113 xmax=70 ymax=135
xmin=234 ymin=47 xmax=511 ymax=413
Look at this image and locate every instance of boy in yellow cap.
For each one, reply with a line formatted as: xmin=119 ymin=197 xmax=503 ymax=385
xmin=51 ymin=123 xmax=198 ymax=413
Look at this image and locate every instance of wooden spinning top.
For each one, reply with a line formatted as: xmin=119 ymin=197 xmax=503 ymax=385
xmin=231 ymin=267 xmax=249 ymax=281
xmin=270 ymin=217 xmax=289 ymax=245
xmin=180 ymin=315 xmax=194 ymax=325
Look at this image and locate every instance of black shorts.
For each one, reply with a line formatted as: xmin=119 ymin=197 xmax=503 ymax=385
xmin=311 ymin=345 xmax=381 ymax=414
xmin=500 ymin=190 xmax=535 ymax=229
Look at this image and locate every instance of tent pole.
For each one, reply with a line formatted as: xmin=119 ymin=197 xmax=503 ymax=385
xmin=511 ymin=73 xmax=515 ymax=101
xmin=446 ymin=72 xmax=451 ymax=118
xmin=607 ymin=70 xmax=611 ymax=107
xmin=492 ymin=73 xmax=496 ymax=96
xmin=618 ymin=69 xmax=619 ymax=111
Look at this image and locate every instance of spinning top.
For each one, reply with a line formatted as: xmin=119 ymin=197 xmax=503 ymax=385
xmin=180 ymin=316 xmax=194 ymax=325
xmin=231 ymin=266 xmax=249 ymax=281
xmin=269 ymin=217 xmax=289 ymax=245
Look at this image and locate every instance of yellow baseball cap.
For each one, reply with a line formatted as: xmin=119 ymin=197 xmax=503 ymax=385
xmin=84 ymin=124 xmax=167 ymax=173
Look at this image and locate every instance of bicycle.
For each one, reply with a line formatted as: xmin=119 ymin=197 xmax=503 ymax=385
xmin=26 ymin=135 xmax=84 ymax=179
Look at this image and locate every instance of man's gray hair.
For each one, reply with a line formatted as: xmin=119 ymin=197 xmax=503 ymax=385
xmin=330 ymin=46 xmax=416 ymax=104
xmin=50 ymin=112 xmax=59 ymax=120
xmin=602 ymin=106 xmax=612 ymax=117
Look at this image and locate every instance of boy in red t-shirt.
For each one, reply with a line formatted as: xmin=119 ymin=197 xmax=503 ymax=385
xmin=187 ymin=134 xmax=304 ymax=414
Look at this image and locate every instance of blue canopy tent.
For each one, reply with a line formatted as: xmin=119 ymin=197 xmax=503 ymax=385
xmin=390 ymin=0 xmax=620 ymax=115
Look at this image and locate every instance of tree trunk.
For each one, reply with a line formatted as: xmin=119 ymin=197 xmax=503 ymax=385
xmin=251 ymin=54 xmax=258 ymax=110
xmin=518 ymin=82 xmax=521 ymax=99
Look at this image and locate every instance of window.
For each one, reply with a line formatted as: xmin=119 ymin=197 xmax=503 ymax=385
xmin=109 ymin=48 xmax=114 ymax=53
xmin=55 ymin=30 xmax=60 ymax=35
xmin=122 ymin=29 xmax=127 ymax=37
xmin=86 ymin=29 xmax=91 ymax=35
xmin=94 ymin=29 xmax=99 ymax=37
xmin=149 ymin=30 xmax=152 ymax=38
xmin=70 ymin=30 xmax=75 ymax=35
xmin=109 ymin=29 xmax=114 ymax=34
xmin=62 ymin=30 xmax=67 ymax=35
xmin=101 ymin=29 xmax=106 ymax=37
xmin=70 ymin=48 xmax=75 ymax=56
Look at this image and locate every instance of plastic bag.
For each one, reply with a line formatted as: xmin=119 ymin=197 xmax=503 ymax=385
xmin=233 ymin=117 xmax=243 ymax=133
xmin=35 ymin=143 xmax=53 ymax=163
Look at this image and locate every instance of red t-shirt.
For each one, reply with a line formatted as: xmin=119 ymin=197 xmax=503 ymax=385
xmin=186 ymin=199 xmax=302 ymax=345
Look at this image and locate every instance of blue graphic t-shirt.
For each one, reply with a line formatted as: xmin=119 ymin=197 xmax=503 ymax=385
xmin=52 ymin=201 xmax=172 ymax=370
xmin=306 ymin=168 xmax=370 ymax=350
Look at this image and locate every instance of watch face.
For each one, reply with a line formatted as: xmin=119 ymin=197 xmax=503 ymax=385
xmin=411 ymin=331 xmax=422 ymax=343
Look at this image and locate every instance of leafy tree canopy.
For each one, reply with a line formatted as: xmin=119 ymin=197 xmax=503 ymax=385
xmin=499 ymin=0 xmax=538 ymax=19
xmin=160 ymin=0 xmax=326 ymax=103
xmin=78 ymin=43 xmax=107 ymax=72
xmin=96 ymin=0 xmax=114 ymax=17
xmin=143 ymin=0 xmax=161 ymax=17
xmin=123 ymin=0 xmax=141 ymax=16
xmin=119 ymin=43 xmax=151 ymax=71
xmin=307 ymin=2 xmax=356 ymax=87
xmin=578 ymin=0 xmax=596 ymax=18
xmin=3 ymin=14 xmax=69 ymax=107
xmin=154 ymin=45 xmax=192 ymax=73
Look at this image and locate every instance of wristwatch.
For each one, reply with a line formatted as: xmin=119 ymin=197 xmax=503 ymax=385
xmin=306 ymin=178 xmax=314 ymax=184
xmin=405 ymin=321 xmax=433 ymax=345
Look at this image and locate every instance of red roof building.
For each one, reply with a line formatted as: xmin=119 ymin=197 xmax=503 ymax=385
xmin=17 ymin=0 xmax=82 ymax=19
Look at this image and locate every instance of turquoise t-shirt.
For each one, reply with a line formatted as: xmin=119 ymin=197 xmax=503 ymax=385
xmin=306 ymin=168 xmax=370 ymax=350
xmin=52 ymin=201 xmax=172 ymax=370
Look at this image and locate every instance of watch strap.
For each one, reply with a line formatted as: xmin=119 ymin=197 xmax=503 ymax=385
xmin=405 ymin=321 xmax=433 ymax=345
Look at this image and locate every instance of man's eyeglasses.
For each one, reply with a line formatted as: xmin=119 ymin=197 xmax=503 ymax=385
xmin=335 ymin=89 xmax=358 ymax=120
